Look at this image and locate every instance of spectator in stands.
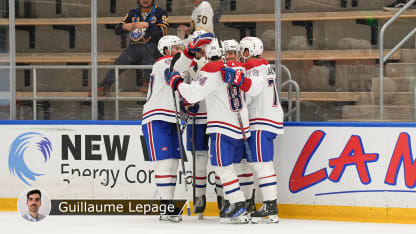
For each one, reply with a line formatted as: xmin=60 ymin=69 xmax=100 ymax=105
xmin=22 ymin=189 xmax=46 ymax=222
xmin=384 ymin=0 xmax=415 ymax=10
xmin=177 ymin=0 xmax=214 ymax=40
xmin=98 ymin=0 xmax=168 ymax=95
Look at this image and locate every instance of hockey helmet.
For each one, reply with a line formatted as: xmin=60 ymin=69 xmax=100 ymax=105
xmin=222 ymin=39 xmax=240 ymax=52
xmin=158 ymin=35 xmax=183 ymax=55
xmin=205 ymin=38 xmax=223 ymax=59
xmin=240 ymin=37 xmax=264 ymax=58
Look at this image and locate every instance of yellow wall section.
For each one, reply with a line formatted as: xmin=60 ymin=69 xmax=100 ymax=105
xmin=2 ymin=199 xmax=416 ymax=224
xmin=188 ymin=202 xmax=416 ymax=224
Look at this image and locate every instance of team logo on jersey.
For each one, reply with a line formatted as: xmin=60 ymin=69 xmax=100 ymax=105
xmin=8 ymin=132 xmax=52 ymax=186
xmin=130 ymin=28 xmax=145 ymax=41
xmin=151 ymin=16 xmax=157 ymax=23
xmin=252 ymin=69 xmax=259 ymax=77
xmin=198 ymin=75 xmax=208 ymax=86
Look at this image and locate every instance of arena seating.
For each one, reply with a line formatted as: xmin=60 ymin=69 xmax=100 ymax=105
xmin=3 ymin=1 xmax=415 ymax=120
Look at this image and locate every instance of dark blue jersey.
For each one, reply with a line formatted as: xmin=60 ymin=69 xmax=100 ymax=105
xmin=116 ymin=5 xmax=168 ymax=44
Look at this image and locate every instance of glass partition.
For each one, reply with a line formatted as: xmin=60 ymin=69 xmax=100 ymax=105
xmin=14 ymin=0 xmax=92 ymax=120
xmin=3 ymin=0 xmax=416 ymax=121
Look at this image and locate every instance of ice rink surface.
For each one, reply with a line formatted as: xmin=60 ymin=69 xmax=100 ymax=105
xmin=1 ymin=212 xmax=416 ymax=234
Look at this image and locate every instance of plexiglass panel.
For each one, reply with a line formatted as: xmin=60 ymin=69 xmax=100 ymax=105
xmin=3 ymin=0 xmax=416 ymax=121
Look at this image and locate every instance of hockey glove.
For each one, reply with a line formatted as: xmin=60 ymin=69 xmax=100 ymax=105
xmin=188 ymin=32 xmax=214 ymax=53
xmin=180 ymin=98 xmax=200 ymax=114
xmin=221 ymin=67 xmax=245 ymax=86
xmin=165 ymin=70 xmax=184 ymax=91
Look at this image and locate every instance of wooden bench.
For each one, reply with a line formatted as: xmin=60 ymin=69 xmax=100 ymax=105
xmin=2 ymin=10 xmax=414 ymax=50
xmin=1 ymin=10 xmax=416 ymax=26
xmin=280 ymin=92 xmax=362 ymax=102
xmin=15 ymin=91 xmax=361 ymax=103
xmin=16 ymin=91 xmax=146 ymax=100
xmin=0 ymin=49 xmax=401 ymax=63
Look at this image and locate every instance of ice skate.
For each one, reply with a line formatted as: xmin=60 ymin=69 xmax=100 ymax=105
xmin=159 ymin=215 xmax=183 ymax=222
xmin=245 ymin=194 xmax=256 ymax=216
xmin=219 ymin=201 xmax=249 ymax=224
xmin=193 ymin=195 xmax=206 ymax=219
xmin=219 ymin=199 xmax=230 ymax=218
xmin=250 ymin=200 xmax=279 ymax=224
xmin=216 ymin=194 xmax=224 ymax=211
xmin=159 ymin=200 xmax=183 ymax=223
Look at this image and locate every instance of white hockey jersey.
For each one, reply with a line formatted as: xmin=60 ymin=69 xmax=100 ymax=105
xmin=176 ymin=59 xmax=250 ymax=139
xmin=183 ymin=58 xmax=209 ymax=125
xmin=142 ymin=55 xmax=180 ymax=124
xmin=244 ymin=58 xmax=284 ymax=134
xmin=191 ymin=1 xmax=214 ymax=33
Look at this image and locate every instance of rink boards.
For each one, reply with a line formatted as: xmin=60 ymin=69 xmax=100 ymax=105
xmin=1 ymin=120 xmax=416 ymax=223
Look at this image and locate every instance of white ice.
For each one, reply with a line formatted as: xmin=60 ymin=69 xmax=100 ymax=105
xmin=1 ymin=212 xmax=416 ymax=234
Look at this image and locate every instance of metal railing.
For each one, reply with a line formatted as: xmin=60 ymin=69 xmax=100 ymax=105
xmin=0 ymin=64 xmax=151 ymax=120
xmin=379 ymin=0 xmax=416 ymax=120
xmin=0 ymin=63 xmax=300 ymax=121
xmin=272 ymin=64 xmax=300 ymax=121
xmin=280 ymin=65 xmax=300 ymax=122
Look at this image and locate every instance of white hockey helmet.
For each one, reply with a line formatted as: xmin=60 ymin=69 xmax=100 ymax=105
xmin=222 ymin=39 xmax=240 ymax=52
xmin=240 ymin=37 xmax=264 ymax=58
xmin=158 ymin=35 xmax=182 ymax=55
xmin=205 ymin=38 xmax=223 ymax=59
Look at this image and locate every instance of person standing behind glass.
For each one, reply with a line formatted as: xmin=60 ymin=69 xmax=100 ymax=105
xmin=178 ymin=0 xmax=214 ymax=40
xmin=98 ymin=0 xmax=168 ymax=95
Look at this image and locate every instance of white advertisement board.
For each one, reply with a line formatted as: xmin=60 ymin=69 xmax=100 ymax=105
xmin=2 ymin=121 xmax=416 ymax=209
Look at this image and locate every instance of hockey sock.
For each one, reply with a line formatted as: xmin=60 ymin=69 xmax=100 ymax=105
xmin=155 ymin=158 xmax=179 ymax=199
xmin=251 ymin=162 xmax=278 ymax=201
xmin=195 ymin=151 xmax=208 ymax=197
xmin=215 ymin=165 xmax=246 ymax=204
xmin=234 ymin=160 xmax=254 ymax=200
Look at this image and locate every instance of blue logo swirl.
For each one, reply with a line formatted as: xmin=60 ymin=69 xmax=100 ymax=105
xmin=8 ymin=132 xmax=52 ymax=186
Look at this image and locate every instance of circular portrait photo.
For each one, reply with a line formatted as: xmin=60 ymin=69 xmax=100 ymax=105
xmin=17 ymin=188 xmax=51 ymax=222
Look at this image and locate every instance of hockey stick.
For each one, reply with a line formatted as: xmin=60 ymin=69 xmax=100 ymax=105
xmin=192 ymin=113 xmax=197 ymax=215
xmin=181 ymin=115 xmax=190 ymax=133
xmin=170 ymin=52 xmax=191 ymax=216
xmin=218 ymin=40 xmax=252 ymax=157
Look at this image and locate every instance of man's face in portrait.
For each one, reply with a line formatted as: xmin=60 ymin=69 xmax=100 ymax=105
xmin=27 ymin=193 xmax=41 ymax=214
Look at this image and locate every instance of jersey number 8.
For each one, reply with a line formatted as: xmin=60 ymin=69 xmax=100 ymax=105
xmin=227 ymin=84 xmax=243 ymax=112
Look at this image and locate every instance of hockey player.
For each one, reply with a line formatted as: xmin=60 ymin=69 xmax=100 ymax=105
xmin=222 ymin=37 xmax=284 ymax=224
xmin=166 ymin=37 xmax=251 ymax=224
xmin=141 ymin=35 xmax=184 ymax=222
xmin=216 ymin=39 xmax=256 ymax=217
xmin=180 ymin=31 xmax=211 ymax=218
xmin=178 ymin=0 xmax=214 ymax=40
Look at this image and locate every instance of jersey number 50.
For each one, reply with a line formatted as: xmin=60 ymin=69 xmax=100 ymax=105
xmin=197 ymin=15 xmax=208 ymax=24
